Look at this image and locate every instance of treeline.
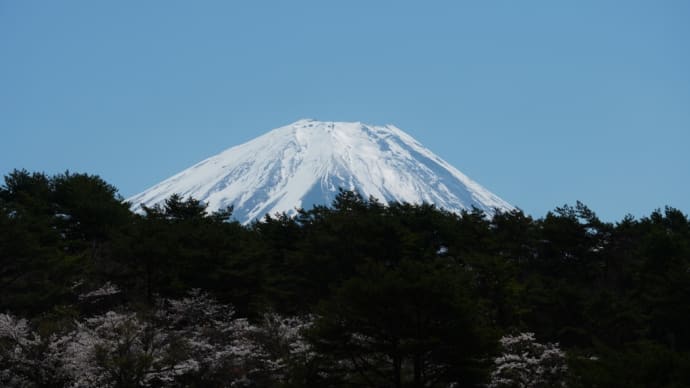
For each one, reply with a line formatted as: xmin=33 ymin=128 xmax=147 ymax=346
xmin=1 ymin=169 xmax=689 ymax=387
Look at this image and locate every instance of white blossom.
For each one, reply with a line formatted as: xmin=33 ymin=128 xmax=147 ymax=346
xmin=0 ymin=290 xmax=316 ymax=387
xmin=77 ymin=281 xmax=121 ymax=301
xmin=489 ymin=332 xmax=568 ymax=388
xmin=0 ymin=313 xmax=50 ymax=387
xmin=250 ymin=312 xmax=315 ymax=380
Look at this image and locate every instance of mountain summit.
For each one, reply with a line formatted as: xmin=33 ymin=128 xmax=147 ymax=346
xmin=128 ymin=119 xmax=513 ymax=223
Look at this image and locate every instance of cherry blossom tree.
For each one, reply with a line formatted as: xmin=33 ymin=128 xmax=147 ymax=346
xmin=0 ymin=313 xmax=46 ymax=386
xmin=1 ymin=288 xmax=316 ymax=387
xmin=489 ymin=332 xmax=568 ymax=388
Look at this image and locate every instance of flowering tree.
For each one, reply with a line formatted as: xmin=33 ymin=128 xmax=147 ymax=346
xmin=0 ymin=313 xmax=51 ymax=386
xmin=0 ymin=288 xmax=315 ymax=387
xmin=249 ymin=312 xmax=316 ymax=384
xmin=489 ymin=332 xmax=568 ymax=388
xmin=49 ymin=311 xmax=180 ymax=387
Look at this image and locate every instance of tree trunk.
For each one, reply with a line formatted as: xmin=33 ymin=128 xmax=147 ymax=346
xmin=414 ymin=353 xmax=422 ymax=388
xmin=393 ymin=354 xmax=402 ymax=388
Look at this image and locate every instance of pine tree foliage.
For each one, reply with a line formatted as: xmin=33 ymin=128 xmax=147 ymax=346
xmin=1 ymin=169 xmax=689 ymax=387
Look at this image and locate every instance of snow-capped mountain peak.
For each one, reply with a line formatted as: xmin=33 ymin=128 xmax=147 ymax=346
xmin=128 ymin=119 xmax=513 ymax=223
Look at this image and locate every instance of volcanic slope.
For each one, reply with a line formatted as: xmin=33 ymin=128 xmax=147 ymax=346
xmin=128 ymin=119 xmax=513 ymax=223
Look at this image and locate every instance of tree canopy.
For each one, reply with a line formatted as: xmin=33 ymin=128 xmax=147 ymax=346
xmin=1 ymin=169 xmax=689 ymax=387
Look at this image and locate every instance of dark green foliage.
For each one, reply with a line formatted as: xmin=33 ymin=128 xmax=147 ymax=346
xmin=313 ymin=259 xmax=492 ymax=387
xmin=2 ymin=169 xmax=690 ymax=387
xmin=0 ymin=170 xmax=85 ymax=314
xmin=52 ymin=171 xmax=131 ymax=245
xmin=126 ymin=194 xmax=254 ymax=311
xmin=569 ymin=342 xmax=690 ymax=388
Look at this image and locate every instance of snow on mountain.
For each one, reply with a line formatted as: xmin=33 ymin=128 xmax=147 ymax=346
xmin=127 ymin=119 xmax=513 ymax=224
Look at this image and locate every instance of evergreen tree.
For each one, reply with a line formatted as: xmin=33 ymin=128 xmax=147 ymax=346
xmin=313 ymin=259 xmax=492 ymax=387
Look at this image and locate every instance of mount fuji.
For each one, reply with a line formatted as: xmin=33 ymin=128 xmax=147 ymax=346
xmin=128 ymin=119 xmax=513 ymax=224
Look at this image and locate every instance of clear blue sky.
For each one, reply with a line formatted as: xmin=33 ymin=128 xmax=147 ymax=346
xmin=2 ymin=1 xmax=689 ymax=221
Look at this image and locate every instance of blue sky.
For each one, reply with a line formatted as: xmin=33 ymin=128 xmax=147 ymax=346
xmin=2 ymin=1 xmax=689 ymax=221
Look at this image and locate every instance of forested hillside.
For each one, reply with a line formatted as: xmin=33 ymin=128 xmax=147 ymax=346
xmin=1 ymin=169 xmax=689 ymax=387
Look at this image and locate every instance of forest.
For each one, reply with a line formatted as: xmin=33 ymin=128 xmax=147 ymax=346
xmin=1 ymin=169 xmax=689 ymax=387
